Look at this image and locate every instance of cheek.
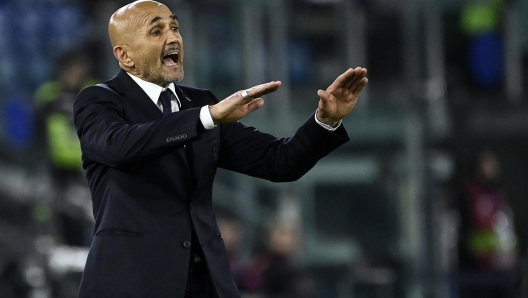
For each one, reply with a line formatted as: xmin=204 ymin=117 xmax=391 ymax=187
xmin=138 ymin=51 xmax=155 ymax=66
xmin=134 ymin=48 xmax=157 ymax=66
xmin=180 ymin=45 xmax=185 ymax=60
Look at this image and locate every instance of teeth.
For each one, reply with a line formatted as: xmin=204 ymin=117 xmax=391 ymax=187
xmin=164 ymin=50 xmax=179 ymax=57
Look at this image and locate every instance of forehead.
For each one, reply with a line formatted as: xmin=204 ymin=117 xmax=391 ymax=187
xmin=128 ymin=1 xmax=176 ymax=29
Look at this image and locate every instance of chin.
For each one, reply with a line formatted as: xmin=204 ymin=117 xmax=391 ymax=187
xmin=175 ymin=72 xmax=184 ymax=82
xmin=162 ymin=70 xmax=184 ymax=83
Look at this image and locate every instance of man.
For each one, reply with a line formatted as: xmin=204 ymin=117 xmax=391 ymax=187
xmin=73 ymin=1 xmax=368 ymax=297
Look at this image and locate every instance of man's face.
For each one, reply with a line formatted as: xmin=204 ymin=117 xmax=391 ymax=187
xmin=128 ymin=2 xmax=184 ymax=86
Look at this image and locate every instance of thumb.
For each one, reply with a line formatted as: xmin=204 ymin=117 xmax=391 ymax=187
xmin=317 ymin=90 xmax=331 ymax=110
xmin=317 ymin=89 xmax=329 ymax=101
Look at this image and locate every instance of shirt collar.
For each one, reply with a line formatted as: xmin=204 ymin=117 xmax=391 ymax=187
xmin=126 ymin=72 xmax=177 ymax=106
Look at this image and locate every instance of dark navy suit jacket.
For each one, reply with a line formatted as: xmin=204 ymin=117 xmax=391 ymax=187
xmin=73 ymin=69 xmax=349 ymax=298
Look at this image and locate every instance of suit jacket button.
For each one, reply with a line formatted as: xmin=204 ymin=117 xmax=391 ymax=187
xmin=182 ymin=241 xmax=191 ymax=249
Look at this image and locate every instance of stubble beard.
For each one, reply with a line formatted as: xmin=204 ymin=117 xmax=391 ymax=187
xmin=159 ymin=55 xmax=185 ymax=83
xmin=136 ymin=63 xmax=184 ymax=85
xmin=163 ymin=68 xmax=184 ymax=83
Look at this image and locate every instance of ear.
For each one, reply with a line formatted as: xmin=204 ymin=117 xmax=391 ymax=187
xmin=113 ymin=45 xmax=134 ymax=68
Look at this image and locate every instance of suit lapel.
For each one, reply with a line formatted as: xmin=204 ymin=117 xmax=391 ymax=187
xmin=174 ymin=85 xmax=192 ymax=110
xmin=111 ymin=69 xmax=162 ymax=121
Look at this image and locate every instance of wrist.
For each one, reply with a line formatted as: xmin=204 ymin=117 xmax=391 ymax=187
xmin=208 ymin=105 xmax=219 ymax=124
xmin=315 ymin=110 xmax=341 ymax=131
xmin=316 ymin=109 xmax=338 ymax=127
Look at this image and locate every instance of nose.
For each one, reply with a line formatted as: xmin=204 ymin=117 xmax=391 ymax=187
xmin=166 ymin=29 xmax=182 ymax=46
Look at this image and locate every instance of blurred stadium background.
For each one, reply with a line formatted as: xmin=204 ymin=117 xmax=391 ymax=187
xmin=0 ymin=0 xmax=526 ymax=297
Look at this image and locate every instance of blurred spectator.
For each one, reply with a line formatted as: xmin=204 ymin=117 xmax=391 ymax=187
xmin=33 ymin=48 xmax=96 ymax=248
xmin=0 ymin=0 xmax=94 ymax=155
xmin=244 ymin=223 xmax=314 ymax=298
xmin=460 ymin=0 xmax=505 ymax=88
xmin=459 ymin=150 xmax=518 ymax=271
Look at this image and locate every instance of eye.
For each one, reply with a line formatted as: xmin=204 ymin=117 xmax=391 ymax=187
xmin=151 ymin=29 xmax=161 ymax=36
xmin=172 ymin=26 xmax=179 ymax=32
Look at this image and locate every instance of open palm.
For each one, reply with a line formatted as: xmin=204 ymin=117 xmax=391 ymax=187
xmin=317 ymin=67 xmax=368 ymax=125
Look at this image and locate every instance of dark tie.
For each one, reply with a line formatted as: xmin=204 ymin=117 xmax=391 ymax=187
xmin=159 ymin=89 xmax=173 ymax=115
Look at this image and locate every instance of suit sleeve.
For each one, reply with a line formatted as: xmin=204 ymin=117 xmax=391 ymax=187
xmin=74 ymin=85 xmax=203 ymax=168
xmin=214 ymin=92 xmax=350 ymax=183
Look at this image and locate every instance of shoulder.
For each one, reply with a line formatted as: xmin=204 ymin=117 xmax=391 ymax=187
xmin=177 ymin=85 xmax=209 ymax=94
xmin=74 ymin=82 xmax=123 ymax=114
xmin=177 ymin=85 xmax=213 ymax=97
xmin=76 ymin=69 xmax=128 ymax=102
xmin=177 ymin=85 xmax=220 ymax=104
xmin=78 ymin=78 xmax=121 ymax=97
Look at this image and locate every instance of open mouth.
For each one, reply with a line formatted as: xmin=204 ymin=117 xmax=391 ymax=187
xmin=162 ymin=49 xmax=180 ymax=67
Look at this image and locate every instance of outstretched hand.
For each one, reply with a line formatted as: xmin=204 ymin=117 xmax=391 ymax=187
xmin=209 ymin=81 xmax=282 ymax=124
xmin=317 ymin=67 xmax=368 ymax=125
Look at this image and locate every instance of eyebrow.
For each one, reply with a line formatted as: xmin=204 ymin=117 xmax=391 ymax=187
xmin=149 ymin=14 xmax=178 ymax=26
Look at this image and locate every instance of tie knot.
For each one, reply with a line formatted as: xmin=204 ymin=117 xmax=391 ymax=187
xmin=160 ymin=89 xmax=172 ymax=115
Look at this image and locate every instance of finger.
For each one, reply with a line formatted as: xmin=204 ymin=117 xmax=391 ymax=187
xmin=343 ymin=67 xmax=367 ymax=89
xmin=342 ymin=67 xmax=362 ymax=89
xmin=317 ymin=90 xmax=332 ymax=109
xmin=245 ymin=81 xmax=282 ymax=99
xmin=317 ymin=89 xmax=329 ymax=101
xmin=347 ymin=68 xmax=368 ymax=91
xmin=246 ymin=98 xmax=264 ymax=113
xmin=245 ymin=83 xmax=270 ymax=92
xmin=353 ymin=77 xmax=368 ymax=97
xmin=328 ymin=68 xmax=357 ymax=90
xmin=240 ymin=90 xmax=253 ymax=103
